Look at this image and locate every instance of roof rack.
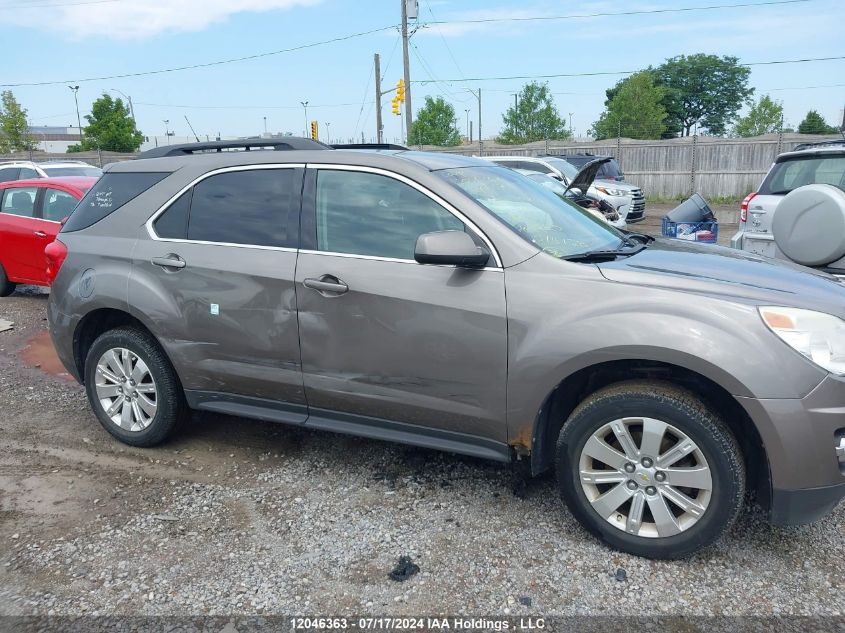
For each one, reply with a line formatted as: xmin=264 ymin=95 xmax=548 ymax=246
xmin=332 ymin=143 xmax=409 ymax=151
xmin=137 ymin=137 xmax=330 ymax=159
xmin=792 ymin=139 xmax=845 ymax=151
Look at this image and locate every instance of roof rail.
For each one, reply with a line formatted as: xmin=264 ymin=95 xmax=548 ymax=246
xmin=137 ymin=137 xmax=330 ymax=159
xmin=332 ymin=143 xmax=409 ymax=151
xmin=792 ymin=139 xmax=845 ymax=151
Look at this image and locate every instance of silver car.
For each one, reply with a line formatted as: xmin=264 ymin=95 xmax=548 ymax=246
xmin=731 ymin=141 xmax=845 ymax=274
xmin=46 ymin=139 xmax=845 ymax=559
xmin=484 ymin=155 xmax=646 ymax=222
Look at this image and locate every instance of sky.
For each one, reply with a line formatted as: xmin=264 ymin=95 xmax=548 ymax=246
xmin=1 ymin=0 xmax=843 ymax=144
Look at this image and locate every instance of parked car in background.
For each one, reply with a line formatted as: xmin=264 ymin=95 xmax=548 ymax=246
xmin=0 ymin=160 xmax=103 ymax=183
xmin=514 ymin=168 xmax=627 ymax=229
xmin=45 ymin=139 xmax=845 ymax=559
xmin=731 ymin=141 xmax=845 ymax=276
xmin=484 ymin=155 xmax=646 ymax=222
xmin=558 ymin=153 xmax=626 ymax=182
xmin=0 ymin=176 xmax=96 ymax=295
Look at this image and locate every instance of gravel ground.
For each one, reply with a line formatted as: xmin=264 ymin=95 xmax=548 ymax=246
xmin=1 ymin=223 xmax=843 ymax=619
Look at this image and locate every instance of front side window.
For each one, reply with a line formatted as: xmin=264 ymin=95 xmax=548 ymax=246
xmin=43 ymin=189 xmax=79 ymax=222
xmin=1 ymin=187 xmax=38 ymax=218
xmin=315 ymin=170 xmax=465 ymax=260
xmin=187 ymin=169 xmax=296 ymax=247
xmin=437 ymin=166 xmax=623 ymax=258
xmin=0 ymin=168 xmax=19 ymax=183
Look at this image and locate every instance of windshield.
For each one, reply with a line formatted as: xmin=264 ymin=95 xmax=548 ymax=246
xmin=541 ymin=157 xmax=579 ymax=180
xmin=42 ymin=166 xmax=103 ymax=178
xmin=759 ymin=155 xmax=845 ymax=195
xmin=437 ymin=166 xmax=624 ymax=258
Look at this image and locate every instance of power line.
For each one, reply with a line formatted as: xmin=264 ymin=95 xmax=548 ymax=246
xmin=136 ymin=101 xmax=369 ymax=110
xmin=413 ymin=55 xmax=845 ymax=84
xmin=419 ymin=0 xmax=813 ymax=26
xmin=0 ymin=24 xmax=397 ymax=87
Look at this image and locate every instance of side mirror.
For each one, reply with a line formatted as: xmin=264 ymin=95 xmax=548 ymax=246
xmin=414 ymin=231 xmax=490 ymax=268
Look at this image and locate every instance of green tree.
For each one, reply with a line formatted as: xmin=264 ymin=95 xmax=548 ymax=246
xmin=732 ymin=95 xmax=784 ymax=137
xmin=409 ymin=96 xmax=461 ymax=146
xmin=68 ymin=93 xmax=143 ymax=152
xmin=591 ymin=72 xmax=667 ymax=140
xmin=655 ymin=54 xmax=753 ymax=136
xmin=0 ymin=91 xmax=34 ymax=153
xmin=797 ymin=110 xmax=839 ymax=135
xmin=498 ymin=81 xmax=570 ymax=144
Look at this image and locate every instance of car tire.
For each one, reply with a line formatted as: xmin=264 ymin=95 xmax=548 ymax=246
xmin=556 ymin=380 xmax=745 ymax=559
xmin=0 ymin=264 xmax=17 ymax=297
xmin=84 ymin=326 xmax=186 ymax=447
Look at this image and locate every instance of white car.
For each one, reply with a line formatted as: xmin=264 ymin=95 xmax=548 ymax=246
xmin=484 ymin=155 xmax=645 ymax=222
xmin=514 ymin=169 xmax=627 ymax=230
xmin=0 ymin=160 xmax=103 ymax=183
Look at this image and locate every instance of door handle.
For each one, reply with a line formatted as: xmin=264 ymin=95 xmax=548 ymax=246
xmin=151 ymin=255 xmax=186 ymax=270
xmin=34 ymin=230 xmax=48 ymax=238
xmin=303 ymin=276 xmax=348 ymax=295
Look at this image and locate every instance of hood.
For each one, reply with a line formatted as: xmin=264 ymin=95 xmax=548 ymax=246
xmin=592 ymin=178 xmax=640 ymax=193
xmin=565 ymin=158 xmax=611 ymax=196
xmin=597 ymin=238 xmax=845 ymax=315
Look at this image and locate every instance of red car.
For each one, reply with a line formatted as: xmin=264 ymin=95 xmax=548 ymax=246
xmin=0 ymin=177 xmax=97 ymax=295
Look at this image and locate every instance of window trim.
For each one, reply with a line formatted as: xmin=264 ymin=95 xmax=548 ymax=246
xmin=145 ymin=163 xmax=304 ymax=252
xmin=303 ymin=164 xmax=503 ymax=268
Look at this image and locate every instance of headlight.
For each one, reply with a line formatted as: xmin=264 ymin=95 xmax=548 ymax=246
xmin=759 ymin=307 xmax=845 ymax=375
xmin=595 ymin=186 xmax=627 ymax=196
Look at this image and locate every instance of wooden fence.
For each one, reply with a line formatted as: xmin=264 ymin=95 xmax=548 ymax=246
xmin=3 ymin=133 xmax=841 ymax=199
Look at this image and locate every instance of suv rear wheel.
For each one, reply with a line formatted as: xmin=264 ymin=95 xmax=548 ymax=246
xmin=0 ymin=264 xmax=16 ymax=297
xmin=556 ymin=381 xmax=744 ymax=559
xmin=84 ymin=326 xmax=186 ymax=447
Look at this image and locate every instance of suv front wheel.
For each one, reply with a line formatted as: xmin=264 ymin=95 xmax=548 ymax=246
xmin=84 ymin=326 xmax=186 ymax=447
xmin=556 ymin=381 xmax=745 ymax=559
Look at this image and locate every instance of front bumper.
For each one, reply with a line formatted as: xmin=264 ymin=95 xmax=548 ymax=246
xmin=737 ymin=375 xmax=845 ymax=525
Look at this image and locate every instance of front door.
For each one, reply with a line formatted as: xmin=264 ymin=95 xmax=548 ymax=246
xmin=130 ymin=166 xmax=307 ymax=418
xmin=296 ymin=166 xmax=508 ymax=445
xmin=0 ymin=186 xmax=44 ymax=283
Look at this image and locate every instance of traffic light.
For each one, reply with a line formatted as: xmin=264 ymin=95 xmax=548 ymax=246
xmin=396 ymin=79 xmax=405 ymax=103
xmin=310 ymin=120 xmax=318 ymax=140
xmin=391 ymin=96 xmax=400 ymax=116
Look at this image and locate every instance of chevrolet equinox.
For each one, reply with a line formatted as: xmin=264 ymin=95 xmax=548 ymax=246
xmin=47 ymin=139 xmax=845 ymax=559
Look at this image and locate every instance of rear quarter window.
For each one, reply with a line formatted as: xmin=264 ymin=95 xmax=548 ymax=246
xmin=62 ymin=172 xmax=168 ymax=232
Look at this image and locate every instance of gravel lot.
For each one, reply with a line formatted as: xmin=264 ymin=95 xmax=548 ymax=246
xmin=1 ymin=214 xmax=843 ymax=619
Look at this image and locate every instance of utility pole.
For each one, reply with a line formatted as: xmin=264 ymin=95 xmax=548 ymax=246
xmin=68 ymin=85 xmax=82 ymax=141
xmin=569 ymin=112 xmax=574 ymax=137
xmin=326 ymin=122 xmax=331 ymax=144
xmin=110 ymin=89 xmax=135 ymax=121
xmin=400 ymin=0 xmax=413 ymax=140
xmin=468 ymin=88 xmax=482 ymax=152
xmin=264 ymin=116 xmax=268 ymax=135
xmin=374 ymin=53 xmax=384 ymax=144
xmin=163 ymin=120 xmax=171 ymax=144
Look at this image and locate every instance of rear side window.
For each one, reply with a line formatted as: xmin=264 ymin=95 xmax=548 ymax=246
xmin=0 ymin=168 xmax=19 ymax=183
xmin=1 ymin=187 xmax=38 ymax=217
xmin=63 ymin=172 xmax=168 ymax=232
xmin=154 ymin=190 xmax=191 ymax=239
xmin=598 ymin=160 xmax=623 ymax=180
xmin=186 ymin=169 xmax=296 ymax=247
xmin=18 ymin=167 xmax=39 ymax=179
xmin=43 ymin=189 xmax=79 ymax=222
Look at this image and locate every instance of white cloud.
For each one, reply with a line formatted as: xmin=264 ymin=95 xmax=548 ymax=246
xmin=1 ymin=0 xmax=322 ymax=40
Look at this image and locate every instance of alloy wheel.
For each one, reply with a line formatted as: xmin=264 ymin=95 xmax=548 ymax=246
xmin=94 ymin=347 xmax=158 ymax=432
xmin=578 ymin=416 xmax=713 ymax=538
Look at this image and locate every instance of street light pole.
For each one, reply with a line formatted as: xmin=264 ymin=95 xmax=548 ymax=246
xmin=109 ymin=88 xmax=135 ymax=121
xmin=465 ymin=109 xmax=470 ymax=143
xmin=163 ymin=119 xmax=170 ymax=145
xmin=68 ymin=85 xmax=82 ymax=141
xmin=326 ymin=122 xmax=331 ymax=144
xmin=264 ymin=116 xmax=267 ymax=135
xmin=301 ymin=101 xmax=309 ymax=138
xmin=569 ymin=112 xmax=574 ymax=137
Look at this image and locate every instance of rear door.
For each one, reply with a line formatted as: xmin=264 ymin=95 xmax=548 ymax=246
xmin=131 ymin=165 xmax=308 ymax=418
xmin=295 ymin=165 xmax=508 ymax=449
xmin=0 ymin=185 xmax=45 ymax=283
